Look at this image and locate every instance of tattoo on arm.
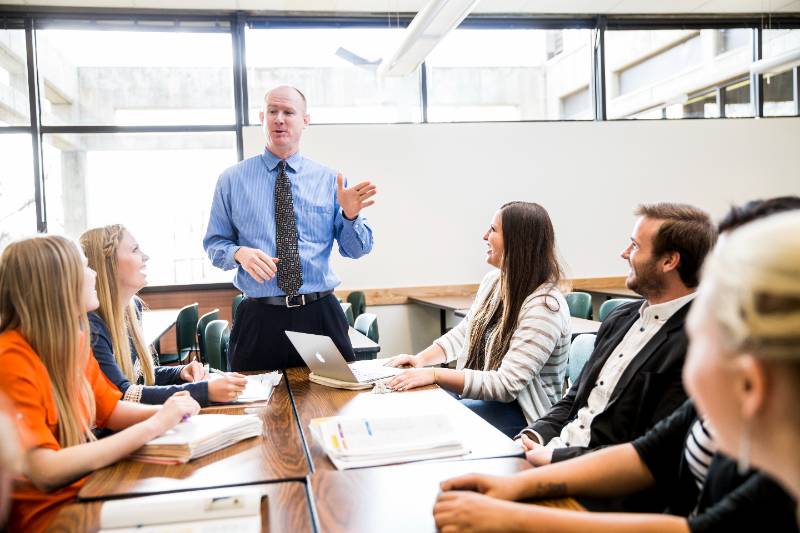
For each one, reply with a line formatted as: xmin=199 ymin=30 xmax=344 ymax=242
xmin=533 ymin=482 xmax=568 ymax=498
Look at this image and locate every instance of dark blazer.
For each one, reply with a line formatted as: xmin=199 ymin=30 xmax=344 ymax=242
xmin=525 ymin=299 xmax=690 ymax=462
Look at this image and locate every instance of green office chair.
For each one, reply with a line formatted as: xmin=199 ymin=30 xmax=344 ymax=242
xmin=196 ymin=308 xmax=220 ymax=363
xmin=157 ymin=303 xmax=199 ymax=365
xmin=204 ymin=319 xmax=230 ymax=372
xmin=565 ymin=292 xmax=592 ymax=319
xmin=340 ymin=302 xmax=355 ymax=327
xmin=232 ymin=293 xmax=245 ymax=324
xmin=347 ymin=290 xmax=366 ymax=319
xmin=598 ymin=298 xmax=638 ymax=322
xmin=354 ymin=313 xmax=379 ymax=343
xmin=568 ymin=333 xmax=596 ymax=385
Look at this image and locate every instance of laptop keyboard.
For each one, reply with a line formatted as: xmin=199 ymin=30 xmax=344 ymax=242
xmin=349 ymin=364 xmax=398 ymax=383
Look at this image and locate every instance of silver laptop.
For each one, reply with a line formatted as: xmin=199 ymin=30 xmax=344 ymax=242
xmin=285 ymin=330 xmax=401 ymax=383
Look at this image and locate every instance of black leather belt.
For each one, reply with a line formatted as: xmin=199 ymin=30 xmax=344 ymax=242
xmin=252 ymin=290 xmax=334 ymax=308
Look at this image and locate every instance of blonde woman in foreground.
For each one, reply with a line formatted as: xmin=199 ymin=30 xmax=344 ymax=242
xmin=0 ymin=235 xmax=199 ymax=533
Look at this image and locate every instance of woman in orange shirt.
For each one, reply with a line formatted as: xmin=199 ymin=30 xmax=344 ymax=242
xmin=0 ymin=235 xmax=200 ymax=533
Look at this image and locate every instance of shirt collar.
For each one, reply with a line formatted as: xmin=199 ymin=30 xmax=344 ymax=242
xmin=262 ymin=148 xmax=303 ymax=173
xmin=637 ymin=291 xmax=696 ymax=324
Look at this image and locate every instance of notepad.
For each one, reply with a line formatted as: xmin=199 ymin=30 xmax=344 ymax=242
xmin=98 ymin=490 xmax=262 ymax=532
xmin=130 ymin=414 xmax=263 ymax=465
xmin=237 ymin=371 xmax=282 ymax=403
xmin=309 ymin=413 xmax=469 ymax=470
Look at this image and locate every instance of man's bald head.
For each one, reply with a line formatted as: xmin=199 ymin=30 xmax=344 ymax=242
xmin=264 ymin=85 xmax=307 ymax=114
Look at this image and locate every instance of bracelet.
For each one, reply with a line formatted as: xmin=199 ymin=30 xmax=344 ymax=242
xmin=432 ymin=367 xmax=438 ymax=384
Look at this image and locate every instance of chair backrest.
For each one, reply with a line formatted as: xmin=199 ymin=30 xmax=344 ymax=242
xmin=340 ymin=302 xmax=355 ymax=327
xmin=175 ymin=303 xmax=199 ymax=353
xmin=232 ymin=293 xmax=245 ymax=323
xmin=354 ymin=312 xmax=379 ymax=343
xmin=568 ymin=333 xmax=596 ymax=384
xmin=204 ymin=319 xmax=230 ymax=371
xmin=346 ymin=290 xmax=366 ymax=319
xmin=196 ymin=308 xmax=220 ymax=360
xmin=598 ymin=298 xmax=638 ymax=322
xmin=565 ymin=292 xmax=592 ymax=319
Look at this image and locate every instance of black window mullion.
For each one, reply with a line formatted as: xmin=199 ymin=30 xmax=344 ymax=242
xmin=420 ymin=61 xmax=429 ymax=124
xmin=232 ymin=13 xmax=247 ymax=161
xmin=716 ymin=86 xmax=726 ymax=118
xmin=591 ymin=16 xmax=607 ymax=121
xmin=24 ymin=17 xmax=46 ymax=233
xmin=751 ymin=27 xmax=764 ymax=118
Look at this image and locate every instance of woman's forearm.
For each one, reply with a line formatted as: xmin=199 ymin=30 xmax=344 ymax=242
xmin=26 ymin=416 xmax=163 ymax=492
xmin=506 ymin=504 xmax=689 ymax=533
xmin=512 ymin=444 xmax=655 ymax=500
xmin=431 ymin=368 xmax=466 ymax=394
xmin=416 ymin=344 xmax=448 ymax=366
xmin=104 ymin=401 xmax=160 ymax=430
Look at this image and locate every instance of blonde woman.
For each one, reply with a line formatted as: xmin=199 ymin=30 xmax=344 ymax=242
xmin=0 ymin=235 xmax=199 ymax=533
xmin=81 ymin=225 xmax=246 ymax=406
xmin=683 ymin=211 xmax=800 ymax=508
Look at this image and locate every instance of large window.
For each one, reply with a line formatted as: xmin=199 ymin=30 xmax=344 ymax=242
xmin=426 ymin=28 xmax=593 ymax=121
xmin=605 ymin=28 xmax=753 ymax=119
xmin=36 ymin=29 xmax=234 ymax=126
xmin=0 ymin=29 xmax=29 ymax=126
xmin=245 ymin=27 xmax=422 ymax=124
xmin=42 ymin=132 xmax=237 ymax=285
xmin=0 ymin=134 xmax=36 ymax=249
xmin=763 ymin=29 xmax=800 ymax=117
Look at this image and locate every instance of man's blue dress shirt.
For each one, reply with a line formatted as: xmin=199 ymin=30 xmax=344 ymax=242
xmin=203 ymin=149 xmax=374 ymax=297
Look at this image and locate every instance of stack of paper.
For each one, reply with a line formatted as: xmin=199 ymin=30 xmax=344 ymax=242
xmin=99 ymin=490 xmax=262 ymax=532
xmin=131 ymin=414 xmax=263 ymax=465
xmin=236 ymin=371 xmax=282 ymax=403
xmin=309 ymin=413 xmax=468 ymax=470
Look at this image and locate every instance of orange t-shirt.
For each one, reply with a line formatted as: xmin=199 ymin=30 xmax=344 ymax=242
xmin=0 ymin=329 xmax=122 ymax=533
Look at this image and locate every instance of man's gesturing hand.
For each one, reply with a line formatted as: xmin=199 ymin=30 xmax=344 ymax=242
xmin=234 ymin=246 xmax=279 ymax=283
xmin=337 ymin=173 xmax=376 ymax=220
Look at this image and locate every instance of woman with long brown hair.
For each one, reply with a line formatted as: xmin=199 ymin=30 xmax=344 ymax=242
xmin=387 ymin=202 xmax=571 ymax=437
xmin=0 ymin=235 xmax=199 ymax=533
xmin=81 ymin=225 xmax=246 ymax=405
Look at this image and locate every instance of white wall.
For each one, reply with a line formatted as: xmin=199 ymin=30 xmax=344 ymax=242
xmin=244 ymin=118 xmax=800 ymax=355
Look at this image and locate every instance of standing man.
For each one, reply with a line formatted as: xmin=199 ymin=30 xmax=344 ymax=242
xmin=204 ymin=86 xmax=376 ymax=371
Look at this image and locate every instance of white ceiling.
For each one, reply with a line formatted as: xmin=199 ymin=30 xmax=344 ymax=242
xmin=2 ymin=0 xmax=799 ymax=14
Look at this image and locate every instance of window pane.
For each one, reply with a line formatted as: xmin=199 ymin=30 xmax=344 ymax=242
xmin=42 ymin=132 xmax=237 ymax=285
xmin=0 ymin=30 xmax=30 ymax=126
xmin=605 ymin=29 xmax=752 ymax=119
xmin=763 ymin=29 xmax=800 ymax=117
xmin=724 ymin=79 xmax=752 ymax=117
xmin=36 ymin=29 xmax=235 ymax=126
xmin=0 ymin=134 xmax=36 ymax=249
xmin=426 ymin=29 xmax=592 ymax=122
xmin=246 ymin=27 xmax=421 ymax=124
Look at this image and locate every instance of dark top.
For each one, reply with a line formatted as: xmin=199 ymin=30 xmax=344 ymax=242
xmin=88 ymin=308 xmax=209 ymax=406
xmin=633 ymin=400 xmax=798 ymax=533
xmin=525 ymin=300 xmax=690 ymax=462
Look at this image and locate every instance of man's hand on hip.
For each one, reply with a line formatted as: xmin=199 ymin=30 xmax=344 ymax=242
xmin=234 ymin=247 xmax=279 ymax=283
xmin=337 ymin=173 xmax=377 ymax=220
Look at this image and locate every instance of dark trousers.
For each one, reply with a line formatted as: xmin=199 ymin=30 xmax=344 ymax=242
xmin=228 ymin=294 xmax=354 ymax=371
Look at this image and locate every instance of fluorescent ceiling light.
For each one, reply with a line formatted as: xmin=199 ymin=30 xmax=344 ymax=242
xmin=750 ymin=47 xmax=800 ymax=76
xmin=378 ymin=0 xmax=482 ymax=77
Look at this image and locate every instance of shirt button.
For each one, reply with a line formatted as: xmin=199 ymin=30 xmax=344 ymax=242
xmin=565 ymin=442 xmax=570 ymax=446
xmin=640 ymin=327 xmax=645 ymax=332
xmin=655 ymin=315 xmax=659 ymax=319
xmin=618 ymin=353 xmax=624 ymax=358
xmin=580 ymin=425 xmax=585 ymax=429
xmin=599 ymin=381 xmax=604 ymax=385
xmin=590 ymin=410 xmax=595 ymax=414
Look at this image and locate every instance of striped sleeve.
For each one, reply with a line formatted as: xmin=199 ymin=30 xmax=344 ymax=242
xmin=462 ymin=291 xmax=568 ymax=402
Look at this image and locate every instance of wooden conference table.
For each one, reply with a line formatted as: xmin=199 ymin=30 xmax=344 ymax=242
xmin=55 ymin=369 xmax=583 ymax=532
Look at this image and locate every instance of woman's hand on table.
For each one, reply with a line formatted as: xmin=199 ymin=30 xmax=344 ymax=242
xmin=179 ymin=361 xmax=208 ymax=382
xmin=386 ymin=368 xmax=436 ymax=391
xmin=434 ymin=490 xmax=526 ymax=533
